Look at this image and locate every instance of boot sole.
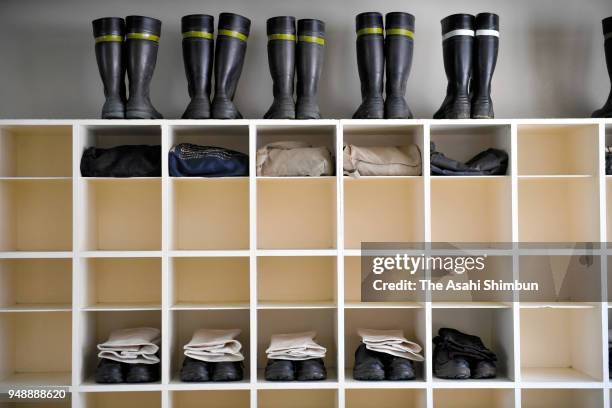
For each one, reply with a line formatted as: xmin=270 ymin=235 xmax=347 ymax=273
xmin=353 ymin=367 xmax=386 ymax=381
xmin=126 ymin=110 xmax=163 ymax=119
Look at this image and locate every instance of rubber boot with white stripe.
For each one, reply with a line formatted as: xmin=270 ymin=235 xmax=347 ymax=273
xmin=433 ymin=14 xmax=474 ymax=119
xmin=592 ymin=16 xmax=612 ymax=118
xmin=472 ymin=13 xmax=499 ymax=119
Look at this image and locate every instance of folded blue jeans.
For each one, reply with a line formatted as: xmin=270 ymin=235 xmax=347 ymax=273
xmin=169 ymin=143 xmax=249 ymax=177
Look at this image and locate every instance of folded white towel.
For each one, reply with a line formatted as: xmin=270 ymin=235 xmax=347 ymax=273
xmin=98 ymin=327 xmax=160 ymax=364
xmin=184 ymin=329 xmax=244 ymax=362
xmin=358 ymin=328 xmax=424 ymax=362
xmin=266 ymin=331 xmax=326 ymax=361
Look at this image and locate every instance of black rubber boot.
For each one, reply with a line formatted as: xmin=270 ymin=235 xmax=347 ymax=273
xmin=211 ymin=13 xmax=251 ymax=119
xmin=471 ymin=13 xmax=499 ymax=119
xmin=296 ymin=19 xmax=325 ymax=119
xmin=181 ymin=14 xmax=214 ymax=119
xmin=295 ymin=358 xmax=327 ymax=381
xmin=125 ymin=363 xmax=160 ymax=383
xmin=265 ymin=359 xmax=295 ymax=381
xmin=212 ymin=362 xmax=244 ymax=382
xmin=592 ymin=17 xmax=612 ymax=118
xmin=180 ymin=357 xmax=211 ymax=382
xmin=353 ymin=344 xmax=385 ymax=381
xmin=264 ymin=16 xmax=296 ymax=119
xmin=94 ymin=358 xmax=124 ymax=383
xmin=433 ymin=14 xmax=475 ymax=119
xmin=92 ymin=17 xmax=126 ymax=119
xmin=384 ymin=12 xmax=415 ymax=119
xmin=352 ymin=12 xmax=384 ymax=119
xmin=125 ymin=15 xmax=163 ymax=119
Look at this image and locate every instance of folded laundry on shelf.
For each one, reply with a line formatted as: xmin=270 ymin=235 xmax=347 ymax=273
xmin=430 ymin=142 xmax=508 ymax=176
xmin=97 ymin=327 xmax=161 ymax=364
xmin=184 ymin=328 xmax=244 ymax=362
xmin=343 ymin=144 xmax=422 ymax=177
xmin=80 ymin=145 xmax=161 ymax=177
xmin=169 ymin=143 xmax=249 ymax=177
xmin=606 ymin=147 xmax=612 ymax=175
xmin=265 ymin=331 xmax=326 ymax=360
xmin=358 ymin=328 xmax=424 ymax=361
xmin=256 ymin=141 xmax=334 ymax=177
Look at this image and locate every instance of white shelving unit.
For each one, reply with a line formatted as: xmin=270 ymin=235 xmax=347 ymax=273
xmin=0 ymin=118 xmax=611 ymax=408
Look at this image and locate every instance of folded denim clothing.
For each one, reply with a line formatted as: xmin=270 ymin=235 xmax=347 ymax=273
xmin=256 ymin=141 xmax=334 ymax=177
xmin=343 ymin=144 xmax=422 ymax=177
xmin=97 ymin=327 xmax=161 ymax=364
xmin=430 ymin=142 xmax=508 ymax=176
xmin=81 ymin=145 xmax=161 ymax=177
xmin=358 ymin=328 xmax=424 ymax=362
xmin=265 ymin=331 xmax=327 ymax=361
xmin=169 ymin=143 xmax=249 ymax=177
xmin=184 ymin=329 xmax=244 ymax=362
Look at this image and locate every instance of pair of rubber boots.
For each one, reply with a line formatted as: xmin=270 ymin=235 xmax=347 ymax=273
xmin=264 ymin=17 xmax=325 ymax=119
xmin=182 ymin=13 xmax=251 ymax=119
xmin=180 ymin=357 xmax=243 ymax=382
xmin=353 ymin=344 xmax=416 ymax=381
xmin=95 ymin=358 xmax=160 ymax=383
xmin=433 ymin=328 xmax=497 ymax=380
xmin=93 ymin=16 xmax=162 ymax=119
xmin=353 ymin=12 xmax=415 ymax=119
xmin=434 ymin=13 xmax=499 ymax=119
xmin=593 ymin=17 xmax=612 ymax=118
xmin=264 ymin=358 xmax=327 ymax=381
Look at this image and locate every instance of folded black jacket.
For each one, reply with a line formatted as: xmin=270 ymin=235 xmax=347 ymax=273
xmin=81 ymin=145 xmax=161 ymax=177
xmin=431 ymin=142 xmax=508 ymax=176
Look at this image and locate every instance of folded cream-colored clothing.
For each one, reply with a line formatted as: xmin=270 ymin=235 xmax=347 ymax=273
xmin=266 ymin=331 xmax=327 ymax=361
xmin=256 ymin=141 xmax=334 ymax=177
xmin=184 ymin=328 xmax=244 ymax=362
xmin=358 ymin=328 xmax=424 ymax=362
xmin=343 ymin=144 xmax=422 ymax=177
xmin=98 ymin=327 xmax=160 ymax=364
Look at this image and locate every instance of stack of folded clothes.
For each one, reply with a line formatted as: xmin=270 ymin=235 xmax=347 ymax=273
xmin=343 ymin=144 xmax=422 ymax=177
xmin=180 ymin=329 xmax=244 ymax=382
xmin=81 ymin=145 xmax=161 ymax=177
xmin=353 ymin=329 xmax=423 ymax=381
xmin=256 ymin=141 xmax=334 ymax=177
xmin=95 ymin=327 xmax=160 ymax=383
xmin=169 ymin=143 xmax=249 ymax=177
xmin=430 ymin=142 xmax=508 ymax=176
xmin=264 ymin=331 xmax=327 ymax=381
xmin=433 ymin=328 xmax=497 ymax=379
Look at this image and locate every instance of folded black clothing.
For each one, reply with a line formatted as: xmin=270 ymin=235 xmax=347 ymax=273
xmin=169 ymin=143 xmax=249 ymax=177
xmin=435 ymin=328 xmax=497 ymax=362
xmin=81 ymin=145 xmax=161 ymax=177
xmin=95 ymin=358 xmax=160 ymax=383
xmin=606 ymin=147 xmax=612 ymax=175
xmin=430 ymin=142 xmax=508 ymax=176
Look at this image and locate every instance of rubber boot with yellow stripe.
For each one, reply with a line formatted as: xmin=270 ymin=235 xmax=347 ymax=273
xmin=125 ymin=15 xmax=163 ymax=119
xmin=264 ymin=16 xmax=296 ymax=119
xmin=211 ymin=13 xmax=251 ymax=119
xmin=296 ymin=19 xmax=325 ymax=119
xmin=352 ymin=12 xmax=384 ymax=119
xmin=92 ymin=17 xmax=126 ymax=119
xmin=471 ymin=13 xmax=499 ymax=119
xmin=593 ymin=17 xmax=612 ymax=118
xmin=384 ymin=12 xmax=415 ymax=119
xmin=181 ymin=14 xmax=214 ymax=119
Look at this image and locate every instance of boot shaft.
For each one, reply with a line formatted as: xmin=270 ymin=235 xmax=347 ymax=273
xmin=440 ymin=14 xmax=475 ymax=95
xmin=296 ymin=19 xmax=325 ymax=98
xmin=384 ymin=12 xmax=415 ymax=96
xmin=214 ymin=13 xmax=251 ymax=99
xmin=181 ymin=14 xmax=214 ymax=98
xmin=267 ymin=16 xmax=296 ymax=98
xmin=355 ymin=12 xmax=384 ymax=98
xmin=126 ymin=15 xmax=162 ymax=97
xmin=603 ymin=16 xmax=612 ymax=80
xmin=92 ymin=17 xmax=126 ymax=99
xmin=473 ymin=13 xmax=499 ymax=98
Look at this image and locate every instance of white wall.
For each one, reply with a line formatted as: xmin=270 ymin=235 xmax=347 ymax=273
xmin=0 ymin=0 xmax=611 ymax=119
